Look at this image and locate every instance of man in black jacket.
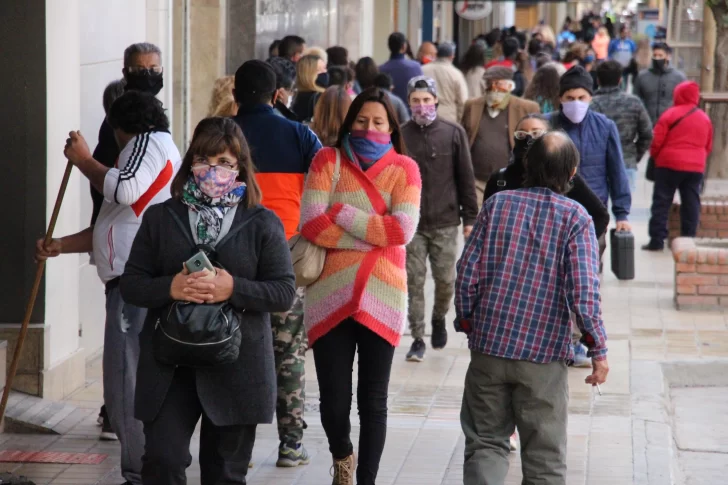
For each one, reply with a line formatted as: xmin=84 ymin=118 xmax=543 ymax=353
xmin=401 ymin=76 xmax=478 ymax=362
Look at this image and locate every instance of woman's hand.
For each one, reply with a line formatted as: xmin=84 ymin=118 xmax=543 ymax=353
xmin=184 ymin=269 xmax=235 ymax=303
xmin=170 ymin=266 xmax=212 ymax=304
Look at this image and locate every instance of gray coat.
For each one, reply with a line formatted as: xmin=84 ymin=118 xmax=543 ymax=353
xmin=120 ymin=199 xmax=296 ymax=426
xmin=633 ymin=66 xmax=687 ymax=124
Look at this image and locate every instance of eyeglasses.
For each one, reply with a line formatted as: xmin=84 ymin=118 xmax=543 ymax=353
xmin=192 ymin=157 xmax=238 ymax=170
xmin=485 ymin=80 xmax=514 ymax=92
xmin=127 ymin=65 xmax=163 ymax=74
xmin=514 ymin=129 xmax=547 ymax=140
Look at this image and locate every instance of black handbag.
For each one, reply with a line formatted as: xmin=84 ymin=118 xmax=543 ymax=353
xmin=645 ymin=107 xmax=698 ymax=182
xmin=153 ymin=205 xmax=259 ymax=368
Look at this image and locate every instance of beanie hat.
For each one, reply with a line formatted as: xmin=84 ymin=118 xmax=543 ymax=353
xmin=234 ymin=60 xmax=276 ymax=101
xmin=407 ymin=76 xmax=437 ymax=99
xmin=483 ymin=66 xmax=514 ymax=82
xmin=559 ymin=65 xmax=594 ymax=96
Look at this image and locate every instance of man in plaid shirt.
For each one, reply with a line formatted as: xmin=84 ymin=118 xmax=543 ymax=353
xmin=455 ymin=131 xmax=608 ymax=485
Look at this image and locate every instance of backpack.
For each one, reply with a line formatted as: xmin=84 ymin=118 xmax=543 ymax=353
xmin=153 ymin=205 xmax=261 ymax=368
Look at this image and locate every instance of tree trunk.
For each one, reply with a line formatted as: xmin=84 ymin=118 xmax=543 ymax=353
xmin=707 ymin=2 xmax=728 ymax=178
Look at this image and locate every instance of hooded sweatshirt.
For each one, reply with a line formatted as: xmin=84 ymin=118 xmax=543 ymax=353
xmin=650 ymin=81 xmax=713 ymax=174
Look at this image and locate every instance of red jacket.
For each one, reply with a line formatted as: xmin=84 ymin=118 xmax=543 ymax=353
xmin=650 ymin=81 xmax=713 ymax=173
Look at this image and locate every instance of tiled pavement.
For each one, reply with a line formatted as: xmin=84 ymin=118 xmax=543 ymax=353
xmin=2 ymin=173 xmax=728 ymax=485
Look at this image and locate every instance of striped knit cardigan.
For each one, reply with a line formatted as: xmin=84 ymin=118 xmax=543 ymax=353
xmin=300 ymin=146 xmax=422 ymax=347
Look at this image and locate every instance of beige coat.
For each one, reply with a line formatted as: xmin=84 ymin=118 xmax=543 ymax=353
xmin=422 ymin=60 xmax=470 ymax=125
xmin=461 ymin=95 xmax=541 ymax=149
xmin=464 ymin=66 xmax=486 ymax=100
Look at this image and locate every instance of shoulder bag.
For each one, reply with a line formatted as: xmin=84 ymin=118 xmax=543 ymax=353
xmin=154 ymin=205 xmax=260 ymax=368
xmin=645 ymin=107 xmax=698 ymax=182
xmin=289 ymin=148 xmax=341 ymax=287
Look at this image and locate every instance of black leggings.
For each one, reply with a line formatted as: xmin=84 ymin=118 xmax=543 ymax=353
xmin=312 ymin=318 xmax=396 ymax=485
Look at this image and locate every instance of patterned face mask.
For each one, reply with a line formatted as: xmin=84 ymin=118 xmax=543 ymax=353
xmin=411 ymin=104 xmax=437 ymax=126
xmin=191 ymin=165 xmax=240 ymax=199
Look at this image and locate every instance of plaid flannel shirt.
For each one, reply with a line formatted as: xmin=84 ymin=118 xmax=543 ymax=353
xmin=455 ymin=188 xmax=607 ymax=363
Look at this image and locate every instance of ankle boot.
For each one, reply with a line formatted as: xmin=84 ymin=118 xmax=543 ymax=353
xmin=331 ymin=453 xmax=355 ymax=485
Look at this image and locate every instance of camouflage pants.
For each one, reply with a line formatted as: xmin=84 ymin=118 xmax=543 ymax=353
xmin=406 ymin=226 xmax=459 ymax=339
xmin=271 ymin=287 xmax=307 ymax=446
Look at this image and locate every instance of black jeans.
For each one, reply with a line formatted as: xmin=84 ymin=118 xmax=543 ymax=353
xmin=648 ymin=167 xmax=703 ymax=245
xmin=312 ymin=318 xmax=396 ymax=485
xmin=141 ymin=367 xmax=256 ymax=485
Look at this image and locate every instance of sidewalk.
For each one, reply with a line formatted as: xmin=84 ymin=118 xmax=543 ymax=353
xmin=1 ymin=172 xmax=727 ymax=485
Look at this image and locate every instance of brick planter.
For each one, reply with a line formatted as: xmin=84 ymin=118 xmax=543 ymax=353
xmin=672 ymin=237 xmax=728 ymax=309
xmin=668 ymin=197 xmax=728 ymax=242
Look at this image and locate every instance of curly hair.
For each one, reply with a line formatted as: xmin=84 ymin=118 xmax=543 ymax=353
xmin=108 ymin=90 xmax=169 ymax=134
xmin=524 ymin=64 xmax=562 ymax=112
xmin=208 ymin=76 xmax=237 ymax=117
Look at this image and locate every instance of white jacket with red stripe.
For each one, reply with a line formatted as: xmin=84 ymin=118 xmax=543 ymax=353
xmin=93 ymin=130 xmax=181 ymax=283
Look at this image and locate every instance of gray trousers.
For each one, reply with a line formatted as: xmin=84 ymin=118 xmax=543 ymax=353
xmin=406 ymin=226 xmax=459 ymax=339
xmin=461 ymin=352 xmax=568 ymax=485
xmin=104 ymin=284 xmax=146 ymax=485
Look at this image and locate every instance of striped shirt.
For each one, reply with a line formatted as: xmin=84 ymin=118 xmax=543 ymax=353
xmin=93 ymin=131 xmax=181 ymax=283
xmin=455 ymin=188 xmax=607 ymax=363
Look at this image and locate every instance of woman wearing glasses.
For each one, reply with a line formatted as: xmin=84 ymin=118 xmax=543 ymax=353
xmin=121 ymin=117 xmax=295 ymax=484
xmin=483 ymin=114 xmax=609 ymax=240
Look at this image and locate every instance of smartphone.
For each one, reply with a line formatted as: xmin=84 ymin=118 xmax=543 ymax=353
xmin=184 ymin=250 xmax=215 ymax=274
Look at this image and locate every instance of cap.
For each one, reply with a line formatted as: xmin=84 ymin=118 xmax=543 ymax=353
xmin=483 ymin=66 xmax=514 ymax=82
xmin=559 ymin=65 xmax=594 ymax=96
xmin=407 ymin=76 xmax=437 ymax=99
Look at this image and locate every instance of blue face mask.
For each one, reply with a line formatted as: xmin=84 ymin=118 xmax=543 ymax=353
xmin=583 ymin=55 xmax=595 ymax=64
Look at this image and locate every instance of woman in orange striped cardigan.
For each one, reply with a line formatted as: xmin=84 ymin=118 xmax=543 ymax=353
xmin=299 ymin=88 xmax=422 ymax=485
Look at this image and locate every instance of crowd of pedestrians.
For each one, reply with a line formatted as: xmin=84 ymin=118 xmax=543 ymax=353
xmin=32 ymin=13 xmax=714 ymax=485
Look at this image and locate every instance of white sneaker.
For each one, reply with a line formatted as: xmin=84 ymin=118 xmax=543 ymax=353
xmin=509 ymin=433 xmax=518 ymax=452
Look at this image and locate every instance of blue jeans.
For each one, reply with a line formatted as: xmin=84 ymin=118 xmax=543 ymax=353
xmin=626 ymin=167 xmax=637 ymax=192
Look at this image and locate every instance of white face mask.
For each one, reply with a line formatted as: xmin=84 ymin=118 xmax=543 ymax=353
xmin=561 ymin=100 xmax=590 ymax=124
xmin=485 ymin=91 xmax=509 ymax=107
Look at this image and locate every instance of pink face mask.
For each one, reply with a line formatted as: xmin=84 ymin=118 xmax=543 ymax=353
xmin=411 ymin=104 xmax=437 ymax=126
xmin=191 ymin=165 xmax=240 ymax=198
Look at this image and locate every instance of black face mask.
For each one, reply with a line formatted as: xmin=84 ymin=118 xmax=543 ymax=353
xmin=125 ymin=70 xmax=164 ymax=95
xmin=315 ymin=72 xmax=330 ymax=88
xmin=652 ymin=58 xmax=667 ymax=72
xmin=513 ymin=136 xmax=533 ymax=164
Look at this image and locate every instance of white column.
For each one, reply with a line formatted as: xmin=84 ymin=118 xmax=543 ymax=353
xmin=503 ymin=1 xmax=515 ymax=28
xmin=360 ymin=0 xmax=374 ymax=57
xmin=372 ymin=0 xmax=395 ymax=62
xmin=44 ymin=0 xmax=85 ymax=399
xmin=147 ymin=0 xmax=174 ymax=132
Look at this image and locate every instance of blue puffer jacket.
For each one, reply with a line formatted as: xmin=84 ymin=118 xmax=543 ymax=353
xmin=547 ymin=110 xmax=631 ymax=221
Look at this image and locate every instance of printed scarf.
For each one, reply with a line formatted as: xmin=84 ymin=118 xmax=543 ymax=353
xmin=181 ymin=177 xmax=246 ymax=245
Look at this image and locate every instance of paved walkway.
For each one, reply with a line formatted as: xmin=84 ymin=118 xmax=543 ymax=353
xmin=1 ymin=172 xmax=727 ymax=485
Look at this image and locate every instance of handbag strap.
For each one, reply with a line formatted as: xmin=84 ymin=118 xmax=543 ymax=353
xmin=666 ymin=107 xmax=698 ymax=133
xmin=329 ymin=148 xmax=342 ymax=207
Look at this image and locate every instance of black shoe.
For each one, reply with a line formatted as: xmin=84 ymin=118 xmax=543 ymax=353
xmin=641 ymin=241 xmax=664 ymax=251
xmin=100 ymin=413 xmax=118 ymax=441
xmin=431 ymin=319 xmax=448 ymax=350
xmin=406 ymin=338 xmax=426 ymax=362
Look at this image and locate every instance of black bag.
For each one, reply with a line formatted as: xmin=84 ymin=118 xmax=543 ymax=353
xmin=153 ymin=206 xmax=259 ymax=368
xmin=645 ymin=107 xmax=698 ymax=182
xmin=610 ymin=229 xmax=635 ymax=280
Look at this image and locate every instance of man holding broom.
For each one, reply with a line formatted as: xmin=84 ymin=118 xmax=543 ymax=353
xmin=35 ymin=90 xmax=181 ymax=485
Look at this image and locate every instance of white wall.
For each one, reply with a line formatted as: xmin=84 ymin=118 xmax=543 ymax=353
xmin=45 ymin=0 xmax=82 ymax=368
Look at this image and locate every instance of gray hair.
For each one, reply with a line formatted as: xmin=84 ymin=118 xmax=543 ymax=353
xmin=102 ymin=79 xmax=126 ymax=115
xmin=123 ymin=42 xmax=162 ymax=68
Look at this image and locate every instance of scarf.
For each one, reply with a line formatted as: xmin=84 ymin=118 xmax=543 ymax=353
xmin=342 ymin=130 xmax=392 ymax=171
xmin=181 ymin=177 xmax=246 ymax=245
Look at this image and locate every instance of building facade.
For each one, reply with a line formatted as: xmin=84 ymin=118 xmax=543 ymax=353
xmin=1 ymin=0 xmax=430 ymax=400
